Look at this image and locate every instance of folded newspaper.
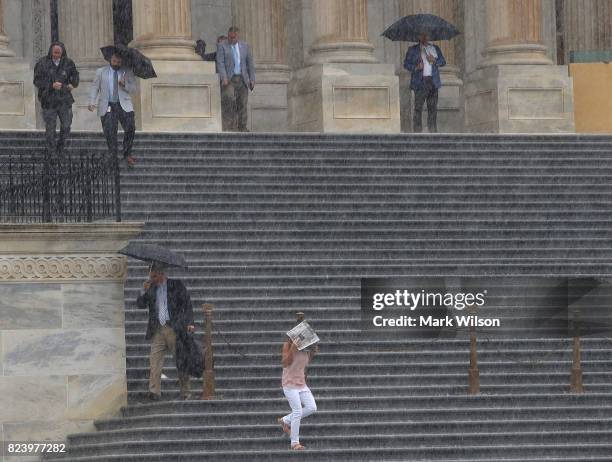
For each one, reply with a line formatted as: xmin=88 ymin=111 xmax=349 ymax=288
xmin=286 ymin=321 xmax=320 ymax=351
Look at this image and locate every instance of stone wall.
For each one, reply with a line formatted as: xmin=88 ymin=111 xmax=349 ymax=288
xmin=0 ymin=223 xmax=142 ymax=462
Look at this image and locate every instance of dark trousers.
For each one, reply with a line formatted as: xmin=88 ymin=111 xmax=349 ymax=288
xmin=101 ymin=102 xmax=136 ymax=158
xmin=43 ymin=106 xmax=72 ymax=158
xmin=413 ymin=77 xmax=438 ymax=133
xmin=221 ymin=75 xmax=249 ymax=131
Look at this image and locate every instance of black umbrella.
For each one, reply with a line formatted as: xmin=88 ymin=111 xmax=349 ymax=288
xmin=382 ymin=14 xmax=460 ymax=42
xmin=119 ymin=242 xmax=188 ymax=269
xmin=100 ymin=44 xmax=157 ymax=79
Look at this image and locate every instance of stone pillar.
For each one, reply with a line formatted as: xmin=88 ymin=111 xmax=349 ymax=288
xmin=480 ymin=0 xmax=551 ymax=66
xmin=130 ymin=0 xmax=222 ymax=131
xmin=562 ymin=0 xmax=612 ymax=63
xmin=464 ymin=0 xmax=574 ymax=132
xmin=57 ymin=0 xmax=114 ymax=130
xmin=232 ymin=0 xmax=291 ymax=132
xmin=307 ymin=0 xmax=377 ymax=64
xmin=289 ymin=0 xmax=400 ymax=132
xmin=0 ymin=223 xmax=143 ymax=452
xmin=0 ymin=0 xmax=36 ymax=129
xmin=0 ymin=0 xmax=14 ymax=57
xmin=396 ymin=0 xmax=463 ymax=132
xmin=132 ymin=0 xmax=194 ymax=60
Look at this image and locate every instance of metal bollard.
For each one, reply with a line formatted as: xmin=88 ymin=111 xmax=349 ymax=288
xmin=570 ymin=310 xmax=584 ymax=393
xmin=202 ymin=303 xmax=216 ymax=400
xmin=467 ymin=304 xmax=480 ymax=395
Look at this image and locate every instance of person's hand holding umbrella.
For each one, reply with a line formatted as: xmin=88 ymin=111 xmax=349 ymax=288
xmin=120 ymin=242 xmax=195 ymax=335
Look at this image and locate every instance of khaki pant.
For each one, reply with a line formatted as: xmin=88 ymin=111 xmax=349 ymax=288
xmin=221 ymin=75 xmax=249 ymax=131
xmin=149 ymin=324 xmax=191 ymax=397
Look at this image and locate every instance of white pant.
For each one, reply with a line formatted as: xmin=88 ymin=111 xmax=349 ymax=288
xmin=281 ymin=386 xmax=317 ymax=445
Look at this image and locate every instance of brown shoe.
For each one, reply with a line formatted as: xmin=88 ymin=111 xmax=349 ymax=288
xmin=277 ymin=417 xmax=290 ymax=435
xmin=291 ymin=443 xmax=305 ymax=450
xmin=125 ymin=155 xmax=136 ymax=167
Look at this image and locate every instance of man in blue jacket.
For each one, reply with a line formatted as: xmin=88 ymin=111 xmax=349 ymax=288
xmin=404 ymin=33 xmax=446 ymax=133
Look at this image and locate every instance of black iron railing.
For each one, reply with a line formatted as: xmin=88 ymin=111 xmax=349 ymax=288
xmin=0 ymin=153 xmax=121 ymax=223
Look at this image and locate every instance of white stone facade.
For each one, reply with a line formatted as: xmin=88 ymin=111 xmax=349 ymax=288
xmin=0 ymin=0 xmax=610 ymax=133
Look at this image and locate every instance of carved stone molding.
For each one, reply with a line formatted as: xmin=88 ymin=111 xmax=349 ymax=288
xmin=0 ymin=255 xmax=127 ymax=282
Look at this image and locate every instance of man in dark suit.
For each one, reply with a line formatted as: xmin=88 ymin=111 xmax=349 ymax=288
xmin=137 ymin=263 xmax=195 ymax=401
xmin=404 ymin=33 xmax=446 ymax=133
xmin=33 ymin=41 xmax=79 ymax=159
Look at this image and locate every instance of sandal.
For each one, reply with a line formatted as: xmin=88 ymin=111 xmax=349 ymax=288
xmin=291 ymin=443 xmax=305 ymax=450
xmin=277 ymin=417 xmax=290 ymax=435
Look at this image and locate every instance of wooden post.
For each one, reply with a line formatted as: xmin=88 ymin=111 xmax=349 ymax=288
xmin=570 ymin=309 xmax=584 ymax=393
xmin=468 ymin=304 xmax=480 ymax=395
xmin=202 ymin=303 xmax=216 ymax=400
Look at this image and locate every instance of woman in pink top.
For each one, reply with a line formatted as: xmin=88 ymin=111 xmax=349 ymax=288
xmin=277 ymin=339 xmax=318 ymax=450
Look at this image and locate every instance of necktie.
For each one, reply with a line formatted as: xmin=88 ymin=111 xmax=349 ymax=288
xmin=112 ymin=70 xmax=119 ymax=102
xmin=232 ymin=45 xmax=239 ymax=74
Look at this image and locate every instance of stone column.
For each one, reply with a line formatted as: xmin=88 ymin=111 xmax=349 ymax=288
xmin=232 ymin=0 xmax=291 ymax=131
xmin=129 ymin=0 xmax=221 ymax=131
xmin=0 ymin=0 xmax=36 ymax=129
xmin=59 ymin=0 xmax=113 ymax=68
xmin=396 ymin=0 xmax=463 ymax=132
xmin=0 ymin=0 xmax=14 ymax=57
xmin=132 ymin=0 xmax=195 ymax=61
xmin=562 ymin=0 xmax=612 ymax=63
xmin=57 ymin=0 xmax=114 ymax=130
xmin=289 ymin=0 xmax=400 ymax=133
xmin=464 ymin=0 xmax=574 ymax=132
xmin=480 ymin=0 xmax=551 ymax=66
xmin=307 ymin=0 xmax=377 ymax=64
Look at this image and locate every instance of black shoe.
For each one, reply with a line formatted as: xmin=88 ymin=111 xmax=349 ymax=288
xmin=147 ymin=392 xmax=161 ymax=401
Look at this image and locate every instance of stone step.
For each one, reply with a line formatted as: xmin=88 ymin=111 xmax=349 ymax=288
xmin=132 ymin=229 xmax=612 ymax=241
xmin=123 ymin=348 xmax=612 ymax=367
xmin=120 ymin=393 xmax=612 ymax=417
xmin=50 ymin=431 xmax=612 ymax=458
xmin=122 ymin=262 xmax=612 ymax=278
xmin=122 ymin=337 xmax=612 ymax=353
xmin=92 ymin=406 xmax=612 ymax=431
xmin=66 ymin=418 xmax=612 ymax=445
xmin=123 ymin=201 xmax=612 ymax=214
xmin=40 ymin=450 xmax=612 ymax=462
xmin=120 ymin=182 xmax=612 ymax=193
xmin=121 ymin=210 xmax=612 ymax=221
xmin=121 ymin=165 xmax=612 ymax=175
xmin=122 ymin=192 xmax=612 ymax=202
xmin=124 ymin=382 xmax=612 ymax=401
xmin=123 ymin=371 xmax=612 ymax=390
xmin=124 ymin=361 xmax=612 ymax=379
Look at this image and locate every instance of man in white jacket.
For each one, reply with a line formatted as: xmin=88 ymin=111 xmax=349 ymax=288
xmin=88 ymin=52 xmax=138 ymax=167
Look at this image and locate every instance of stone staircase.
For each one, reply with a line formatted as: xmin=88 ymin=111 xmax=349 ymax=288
xmin=3 ymin=131 xmax=612 ymax=461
